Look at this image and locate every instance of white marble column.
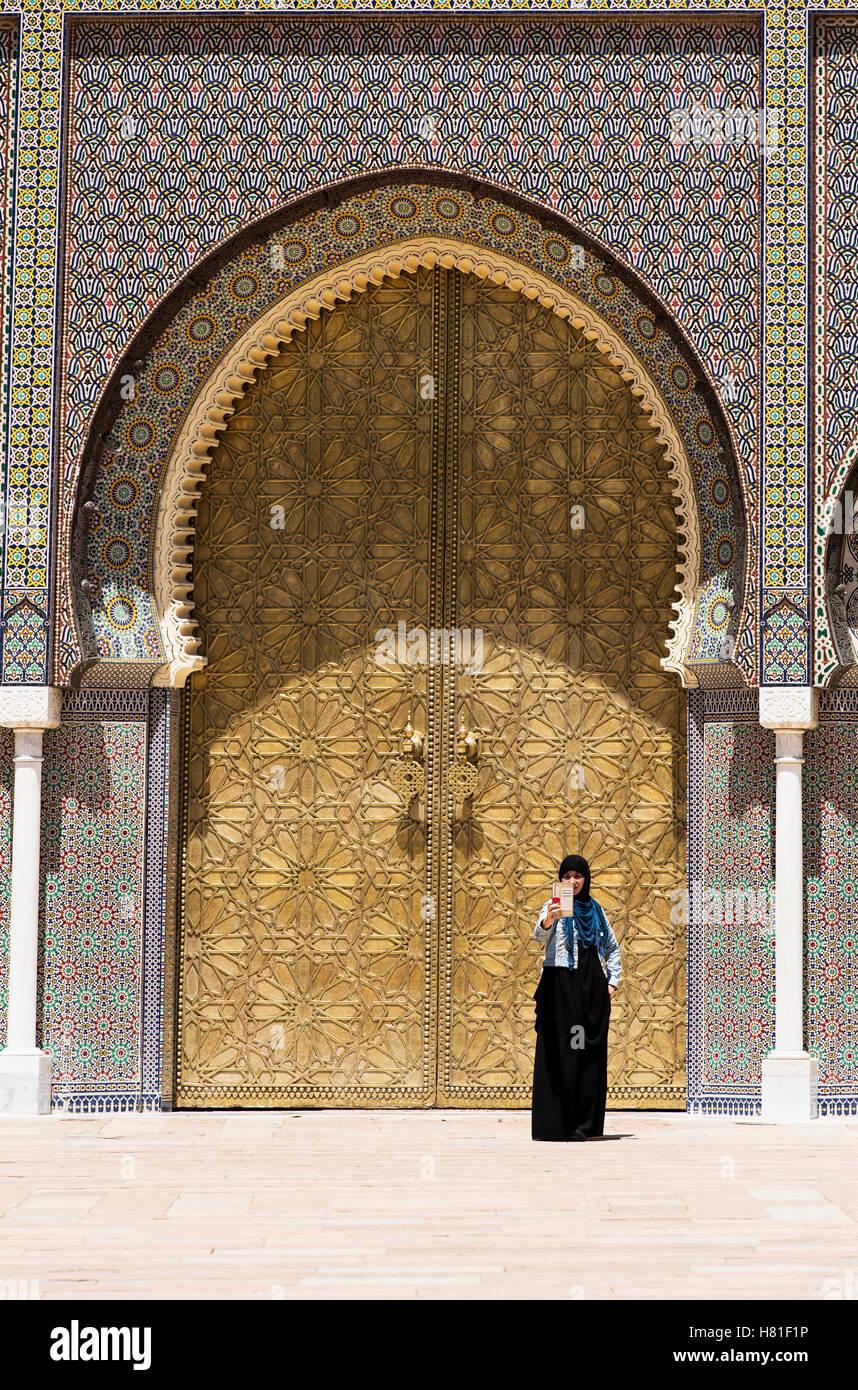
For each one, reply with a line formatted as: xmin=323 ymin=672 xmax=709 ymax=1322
xmin=0 ymin=687 xmax=61 ymax=1114
xmin=758 ymin=686 xmax=819 ymax=1121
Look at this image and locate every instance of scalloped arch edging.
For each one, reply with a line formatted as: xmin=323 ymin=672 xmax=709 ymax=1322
xmin=152 ymin=237 xmax=701 ymax=688
xmin=819 ymin=432 xmax=858 ymax=685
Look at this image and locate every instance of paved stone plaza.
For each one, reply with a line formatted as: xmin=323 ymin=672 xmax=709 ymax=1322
xmin=0 ymin=1110 xmax=856 ymax=1300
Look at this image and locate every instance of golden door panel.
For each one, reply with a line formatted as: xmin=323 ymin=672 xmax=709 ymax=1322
xmin=441 ymin=273 xmax=686 ymax=1108
xmin=178 ymin=274 xmax=437 ymax=1106
xmin=178 ymin=265 xmax=687 ymax=1109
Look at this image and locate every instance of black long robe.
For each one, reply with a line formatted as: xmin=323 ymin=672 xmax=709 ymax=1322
xmin=531 ymin=943 xmax=611 ymax=1140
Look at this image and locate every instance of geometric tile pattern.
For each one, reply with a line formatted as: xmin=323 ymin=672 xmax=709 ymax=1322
xmin=76 ymin=179 xmax=750 ymax=683
xmin=141 ymin=688 xmax=171 ymax=1111
xmin=0 ymin=2 xmax=836 ymax=687
xmin=689 ymin=689 xmax=858 ymax=1117
xmin=0 ymin=725 xmax=12 ymax=1042
xmin=815 ymin=21 xmax=858 ymax=684
xmin=60 ymin=15 xmax=764 ymax=466
xmin=37 ymin=703 xmax=146 ymax=1107
xmin=1 ymin=8 xmax=51 ymax=682
xmin=803 ymin=690 xmax=858 ymax=1111
xmin=0 ymin=3 xmax=853 ymax=1117
xmin=687 ymin=690 xmax=776 ymax=1116
xmin=758 ymin=0 xmax=813 ymax=683
xmin=55 ymin=13 xmax=763 ymax=685
xmin=0 ymin=690 xmax=169 ymax=1113
xmin=0 ymin=25 xmax=22 ymax=678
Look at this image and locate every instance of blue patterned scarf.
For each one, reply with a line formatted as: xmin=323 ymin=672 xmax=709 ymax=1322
xmin=563 ymin=892 xmax=609 ymax=957
xmin=556 ymin=853 xmax=608 ymax=958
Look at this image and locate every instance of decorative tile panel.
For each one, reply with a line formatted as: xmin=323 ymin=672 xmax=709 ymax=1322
xmin=815 ymin=20 xmax=858 ymax=683
xmin=689 ymin=687 xmax=858 ymax=1115
xmin=0 ymin=725 xmax=12 ymax=1042
xmin=803 ymin=689 xmax=858 ymax=1111
xmin=1 ymin=8 xmax=55 ymax=683
xmin=0 ymin=0 xmax=834 ymax=688
xmin=0 ymin=689 xmax=170 ymax=1112
xmin=687 ymin=688 xmax=776 ymax=1115
xmin=77 ymin=178 xmax=749 ymax=684
xmin=0 ymin=22 xmax=21 ymax=675
xmin=37 ymin=695 xmax=146 ymax=1108
xmin=54 ymin=12 xmax=762 ymax=686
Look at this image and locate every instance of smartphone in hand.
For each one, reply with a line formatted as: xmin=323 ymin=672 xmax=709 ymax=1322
xmin=552 ymin=881 xmax=575 ymax=914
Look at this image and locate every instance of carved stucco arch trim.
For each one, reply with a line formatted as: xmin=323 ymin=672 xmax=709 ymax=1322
xmin=819 ymin=433 xmax=858 ymax=686
xmin=153 ymin=236 xmax=702 ymax=688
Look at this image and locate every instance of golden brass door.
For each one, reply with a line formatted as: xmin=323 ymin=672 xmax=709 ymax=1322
xmin=176 ymin=267 xmax=686 ymax=1109
xmin=440 ymin=273 xmax=686 ymax=1107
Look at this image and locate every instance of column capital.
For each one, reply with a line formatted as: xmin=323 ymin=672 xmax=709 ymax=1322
xmin=759 ymin=686 xmax=819 ymax=732
xmin=0 ymin=687 xmax=61 ymax=730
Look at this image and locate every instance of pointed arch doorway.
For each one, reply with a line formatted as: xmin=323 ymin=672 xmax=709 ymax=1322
xmin=176 ymin=264 xmax=686 ymax=1109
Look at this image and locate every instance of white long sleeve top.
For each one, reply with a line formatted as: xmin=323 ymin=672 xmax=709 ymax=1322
xmin=533 ymin=900 xmax=622 ymax=987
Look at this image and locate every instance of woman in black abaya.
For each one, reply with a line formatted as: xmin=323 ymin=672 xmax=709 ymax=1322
xmin=531 ymin=854 xmax=622 ymax=1141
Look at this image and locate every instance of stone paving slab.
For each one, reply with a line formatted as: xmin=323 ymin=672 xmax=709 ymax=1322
xmin=0 ymin=1109 xmax=856 ymax=1299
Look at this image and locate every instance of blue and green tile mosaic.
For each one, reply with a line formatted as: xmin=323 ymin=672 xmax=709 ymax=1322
xmin=80 ymin=178 xmax=750 ymax=677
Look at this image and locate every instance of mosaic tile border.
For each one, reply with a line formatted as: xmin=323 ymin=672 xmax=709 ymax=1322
xmin=0 ymin=20 xmax=16 ymax=563
xmin=46 ymin=688 xmax=167 ymax=1114
xmin=803 ymin=686 xmax=858 ymax=1110
xmin=54 ymin=12 xmax=763 ymax=687
xmin=0 ymin=725 xmax=12 ymax=1044
xmin=0 ymin=0 xmax=816 ymax=689
xmin=141 ymin=688 xmax=168 ymax=1107
xmin=687 ymin=687 xmax=774 ymax=1115
xmin=38 ymin=702 xmax=146 ymax=1107
xmin=0 ymin=5 xmax=56 ymax=684
xmin=0 ymin=22 xmax=25 ymax=680
xmin=815 ymin=18 xmax=858 ymax=685
xmin=69 ymin=175 xmax=751 ymax=687
xmin=688 ymin=685 xmax=858 ymax=1117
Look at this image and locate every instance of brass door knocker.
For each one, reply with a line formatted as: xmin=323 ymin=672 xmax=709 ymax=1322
xmin=391 ymin=717 xmax=425 ymax=801
xmin=449 ymin=719 xmax=480 ymax=802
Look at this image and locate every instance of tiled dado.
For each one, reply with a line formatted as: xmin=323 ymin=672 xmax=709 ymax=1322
xmin=0 ymin=689 xmax=170 ymax=1112
xmin=1 ymin=686 xmax=856 ymax=1111
xmin=688 ymin=689 xmax=858 ymax=1117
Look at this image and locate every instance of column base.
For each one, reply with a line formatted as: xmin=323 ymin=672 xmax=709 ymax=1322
xmin=761 ymin=1051 xmax=819 ymax=1122
xmin=0 ymin=1048 xmax=52 ymax=1115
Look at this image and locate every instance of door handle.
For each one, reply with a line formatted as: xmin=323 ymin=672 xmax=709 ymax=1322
xmin=403 ymin=717 xmax=424 ymax=762
xmin=391 ymin=716 xmax=425 ymax=801
xmin=450 ymin=719 xmax=480 ymax=801
xmin=456 ymin=720 xmax=480 ymax=762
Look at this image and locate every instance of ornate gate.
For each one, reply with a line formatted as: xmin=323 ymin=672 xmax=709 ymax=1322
xmin=176 ymin=267 xmax=686 ymax=1108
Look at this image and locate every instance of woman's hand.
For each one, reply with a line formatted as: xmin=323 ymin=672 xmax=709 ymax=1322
xmin=608 ymin=985 xmax=616 ymax=998
xmin=543 ymin=905 xmax=565 ymax=929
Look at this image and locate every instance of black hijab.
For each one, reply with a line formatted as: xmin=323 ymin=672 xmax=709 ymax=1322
xmin=558 ymin=853 xmax=591 ymax=899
